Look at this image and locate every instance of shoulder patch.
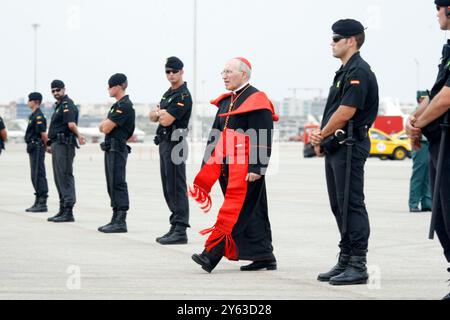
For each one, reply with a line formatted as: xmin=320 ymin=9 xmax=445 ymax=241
xmin=350 ymin=80 xmax=361 ymax=85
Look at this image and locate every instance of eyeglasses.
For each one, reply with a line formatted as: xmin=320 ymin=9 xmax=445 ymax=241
xmin=332 ymin=35 xmax=347 ymax=43
xmin=51 ymin=88 xmax=62 ymax=93
xmin=221 ymin=70 xmax=237 ymax=76
xmin=165 ymin=69 xmax=180 ymax=75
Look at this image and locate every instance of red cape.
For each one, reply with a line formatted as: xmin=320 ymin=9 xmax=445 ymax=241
xmin=211 ymin=91 xmax=279 ymax=122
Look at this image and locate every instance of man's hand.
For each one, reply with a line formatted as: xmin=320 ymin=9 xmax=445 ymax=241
xmin=406 ymin=116 xmax=422 ymax=139
xmin=46 ymin=146 xmax=52 ymax=154
xmin=246 ymin=173 xmax=262 ymax=183
xmin=149 ymin=105 xmax=161 ymax=123
xmin=411 ymin=136 xmax=422 ymax=151
xmin=78 ymin=135 xmax=86 ymax=146
xmin=314 ymin=145 xmax=325 ymax=157
xmin=310 ymin=130 xmax=323 ymax=147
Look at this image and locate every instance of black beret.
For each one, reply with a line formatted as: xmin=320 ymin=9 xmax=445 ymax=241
xmin=436 ymin=0 xmax=450 ymax=6
xmin=165 ymin=56 xmax=184 ymax=70
xmin=108 ymin=73 xmax=128 ymax=88
xmin=28 ymin=92 xmax=43 ymax=103
xmin=51 ymin=80 xmax=65 ymax=89
xmin=332 ymin=19 xmax=366 ymax=37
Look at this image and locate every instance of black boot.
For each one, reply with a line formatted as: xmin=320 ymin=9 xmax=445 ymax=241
xmin=317 ymin=253 xmax=350 ymax=282
xmin=28 ymin=197 xmax=48 ymax=213
xmin=156 ymin=225 xmax=176 ymax=243
xmin=192 ymin=250 xmax=222 ymax=273
xmin=26 ymin=197 xmax=38 ymax=212
xmin=158 ymin=225 xmax=187 ymax=245
xmin=52 ymin=207 xmax=75 ymax=223
xmin=329 ymin=255 xmax=369 ymax=286
xmin=98 ymin=211 xmax=118 ymax=233
xmin=98 ymin=211 xmax=127 ymax=233
xmin=47 ymin=205 xmax=64 ymax=222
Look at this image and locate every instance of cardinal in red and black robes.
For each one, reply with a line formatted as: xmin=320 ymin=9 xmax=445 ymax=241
xmin=190 ymin=58 xmax=279 ymax=273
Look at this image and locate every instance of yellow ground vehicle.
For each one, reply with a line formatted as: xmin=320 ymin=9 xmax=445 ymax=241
xmin=369 ymin=128 xmax=412 ymax=160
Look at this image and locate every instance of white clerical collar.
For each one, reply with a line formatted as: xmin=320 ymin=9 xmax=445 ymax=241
xmin=232 ymin=82 xmax=250 ymax=95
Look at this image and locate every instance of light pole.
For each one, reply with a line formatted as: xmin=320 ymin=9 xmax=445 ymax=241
xmin=192 ymin=0 xmax=198 ymax=142
xmin=32 ymin=23 xmax=40 ymax=91
xmin=414 ymin=58 xmax=420 ymax=90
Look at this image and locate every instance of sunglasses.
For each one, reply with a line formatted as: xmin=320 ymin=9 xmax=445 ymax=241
xmin=51 ymin=88 xmax=62 ymax=93
xmin=165 ymin=69 xmax=180 ymax=75
xmin=332 ymin=35 xmax=347 ymax=43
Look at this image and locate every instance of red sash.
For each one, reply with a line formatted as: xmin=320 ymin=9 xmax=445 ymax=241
xmin=189 ymin=90 xmax=279 ymax=260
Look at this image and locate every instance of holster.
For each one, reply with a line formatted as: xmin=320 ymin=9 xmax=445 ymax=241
xmin=55 ymin=133 xmax=79 ymax=148
xmin=101 ymin=138 xmax=131 ymax=154
xmin=320 ymin=135 xmax=341 ymax=155
xmin=26 ymin=140 xmax=43 ymax=154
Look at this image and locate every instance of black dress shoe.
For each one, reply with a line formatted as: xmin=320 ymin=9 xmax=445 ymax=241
xmin=410 ymin=207 xmax=421 ymax=213
xmin=421 ymin=207 xmax=432 ymax=212
xmin=192 ymin=251 xmax=222 ymax=273
xmin=192 ymin=254 xmax=214 ymax=273
xmin=240 ymin=260 xmax=277 ymax=271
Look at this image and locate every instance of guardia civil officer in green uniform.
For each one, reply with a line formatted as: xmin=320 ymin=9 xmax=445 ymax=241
xmin=311 ymin=19 xmax=379 ymax=286
xmin=408 ymin=91 xmax=432 ymax=213
xmin=47 ymin=80 xmax=86 ymax=223
xmin=0 ymin=116 xmax=7 ymax=155
xmin=149 ymin=57 xmax=192 ymax=245
xmin=98 ymin=74 xmax=135 ymax=233
xmin=406 ymin=1 xmax=450 ymax=300
xmin=25 ymin=92 xmax=49 ymax=213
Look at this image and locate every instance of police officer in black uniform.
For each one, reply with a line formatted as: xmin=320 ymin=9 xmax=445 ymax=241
xmin=311 ymin=19 xmax=379 ymax=286
xmin=47 ymin=80 xmax=86 ymax=223
xmin=98 ymin=74 xmax=135 ymax=233
xmin=0 ymin=116 xmax=7 ymax=155
xmin=406 ymin=1 xmax=450 ymax=300
xmin=150 ymin=57 xmax=192 ymax=245
xmin=25 ymin=92 xmax=49 ymax=213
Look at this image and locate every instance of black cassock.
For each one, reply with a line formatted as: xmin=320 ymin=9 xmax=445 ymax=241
xmin=190 ymin=85 xmax=278 ymax=261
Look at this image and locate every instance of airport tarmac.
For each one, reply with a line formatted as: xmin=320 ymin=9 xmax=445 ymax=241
xmin=0 ymin=142 xmax=448 ymax=300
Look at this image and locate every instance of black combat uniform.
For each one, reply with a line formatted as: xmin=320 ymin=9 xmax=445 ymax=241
xmin=47 ymin=90 xmax=79 ymax=223
xmin=98 ymin=74 xmax=135 ymax=234
xmin=0 ymin=117 xmax=5 ymax=155
xmin=155 ymin=57 xmax=193 ymax=245
xmin=422 ymin=40 xmax=450 ymax=266
xmin=317 ymin=20 xmax=379 ymax=286
xmin=25 ymin=95 xmax=49 ymax=213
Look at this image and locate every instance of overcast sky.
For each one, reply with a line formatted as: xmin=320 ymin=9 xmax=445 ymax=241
xmin=0 ymin=0 xmax=446 ymax=105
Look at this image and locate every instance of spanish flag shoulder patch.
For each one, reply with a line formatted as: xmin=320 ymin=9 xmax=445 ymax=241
xmin=177 ymin=102 xmax=185 ymax=107
xmin=350 ymin=80 xmax=361 ymax=85
xmin=116 ymin=109 xmax=123 ymax=114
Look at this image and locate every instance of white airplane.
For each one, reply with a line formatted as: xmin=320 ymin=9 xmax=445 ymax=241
xmin=78 ymin=125 xmax=146 ymax=143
